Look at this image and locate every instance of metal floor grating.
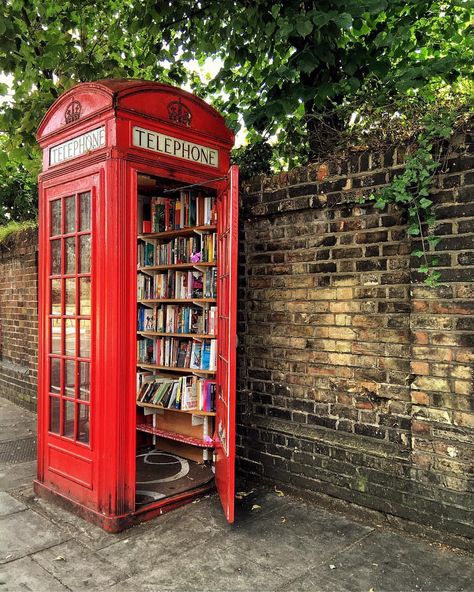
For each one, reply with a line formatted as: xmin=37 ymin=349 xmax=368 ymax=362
xmin=0 ymin=437 xmax=37 ymax=464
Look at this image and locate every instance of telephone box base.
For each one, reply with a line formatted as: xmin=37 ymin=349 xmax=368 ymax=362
xmin=33 ymin=479 xmax=215 ymax=533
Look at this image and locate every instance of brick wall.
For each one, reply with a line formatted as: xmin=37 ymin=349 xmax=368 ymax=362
xmin=0 ymin=227 xmax=38 ymax=410
xmin=0 ymin=135 xmax=472 ymax=545
xmin=238 ymin=134 xmax=474 ymax=545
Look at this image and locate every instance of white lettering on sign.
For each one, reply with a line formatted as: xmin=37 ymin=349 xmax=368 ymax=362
xmin=132 ymin=126 xmax=219 ymax=168
xmin=49 ymin=127 xmax=106 ymax=166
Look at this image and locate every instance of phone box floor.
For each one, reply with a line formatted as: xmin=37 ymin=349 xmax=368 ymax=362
xmin=135 ymin=448 xmax=214 ymax=506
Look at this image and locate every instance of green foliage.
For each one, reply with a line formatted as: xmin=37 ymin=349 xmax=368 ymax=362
xmin=369 ymin=108 xmax=459 ymax=285
xmin=0 ymin=0 xmax=472 ymax=220
xmin=0 ymin=219 xmax=37 ymax=244
xmin=231 ymin=141 xmax=273 ymax=180
xmin=175 ymin=0 xmax=473 ymax=162
xmin=0 ymin=146 xmax=38 ymax=224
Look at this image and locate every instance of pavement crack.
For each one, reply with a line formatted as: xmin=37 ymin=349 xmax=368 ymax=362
xmin=30 ymin=553 xmax=74 ymax=592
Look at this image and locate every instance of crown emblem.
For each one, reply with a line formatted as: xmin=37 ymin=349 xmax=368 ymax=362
xmin=65 ymin=99 xmax=82 ymax=124
xmin=167 ymin=98 xmax=192 ymax=127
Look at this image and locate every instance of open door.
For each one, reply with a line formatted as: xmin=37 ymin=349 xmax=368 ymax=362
xmin=215 ymin=165 xmax=238 ymax=523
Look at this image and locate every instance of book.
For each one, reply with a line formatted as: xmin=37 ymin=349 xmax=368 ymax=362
xmin=201 ymin=341 xmax=211 ymax=370
xmin=181 ymin=376 xmax=198 ymax=410
xmin=190 ymin=342 xmax=202 ymax=369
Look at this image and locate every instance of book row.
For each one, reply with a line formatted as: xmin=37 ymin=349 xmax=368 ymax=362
xmin=138 ymin=305 xmax=217 ymax=335
xmin=137 ymin=372 xmax=216 ymax=412
xmin=142 ymin=192 xmax=217 ymax=233
xmin=137 ymin=269 xmax=216 ymax=300
xmin=138 ymin=337 xmax=217 ymax=371
xmin=138 ymin=233 xmax=216 ymax=267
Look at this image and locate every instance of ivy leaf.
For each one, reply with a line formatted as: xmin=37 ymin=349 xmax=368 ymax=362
xmin=296 ymin=19 xmax=313 ymax=38
xmin=427 ymin=236 xmax=440 ymax=248
xmin=419 ymin=197 xmax=433 ymax=208
xmin=333 ymin=13 xmax=353 ymax=30
xmin=408 ymin=224 xmax=421 ymax=236
xmin=411 ymin=249 xmax=424 ymax=258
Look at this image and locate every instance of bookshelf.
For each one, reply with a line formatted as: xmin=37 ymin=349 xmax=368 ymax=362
xmin=136 ymin=176 xmax=218 ymax=461
xmin=138 ymin=363 xmax=216 ymax=375
xmin=138 ymin=224 xmax=217 ymax=241
xmin=136 ymin=424 xmax=214 ymax=447
xmin=138 ymin=299 xmax=216 ymax=304
xmin=137 ymin=331 xmax=216 ymax=339
xmin=139 ymin=262 xmax=216 ymax=271
xmin=136 ymin=401 xmax=216 ymax=416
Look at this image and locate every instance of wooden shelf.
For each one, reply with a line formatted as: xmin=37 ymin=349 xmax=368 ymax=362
xmin=138 ymin=225 xmax=217 ymax=240
xmin=136 ymin=423 xmax=214 ymax=448
xmin=137 ymin=363 xmax=216 ymax=375
xmin=137 ymin=331 xmax=217 ymax=339
xmin=136 ymin=401 xmax=215 ymax=416
xmin=138 ymin=298 xmax=216 ymax=304
xmin=139 ymin=262 xmax=216 ymax=271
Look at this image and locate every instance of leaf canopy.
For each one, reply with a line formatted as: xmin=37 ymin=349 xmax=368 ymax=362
xmin=0 ymin=0 xmax=472 ymax=218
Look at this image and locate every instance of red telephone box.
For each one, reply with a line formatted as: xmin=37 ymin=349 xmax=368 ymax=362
xmin=34 ymin=79 xmax=238 ymax=531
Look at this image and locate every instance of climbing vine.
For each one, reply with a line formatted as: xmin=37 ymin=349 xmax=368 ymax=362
xmin=370 ymin=110 xmax=459 ymax=286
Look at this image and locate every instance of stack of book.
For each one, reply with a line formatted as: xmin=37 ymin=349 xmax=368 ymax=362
xmin=138 ymin=337 xmax=216 ymax=371
xmin=148 ymin=191 xmax=217 ymax=232
xmin=137 ymin=374 xmax=216 ymax=412
xmin=138 ymin=305 xmax=217 ymax=334
xmin=155 ymin=232 xmax=216 ymax=265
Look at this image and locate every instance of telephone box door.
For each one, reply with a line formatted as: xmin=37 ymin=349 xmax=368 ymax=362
xmin=215 ymin=165 xmax=238 ymax=523
xmin=38 ymin=173 xmax=98 ymax=505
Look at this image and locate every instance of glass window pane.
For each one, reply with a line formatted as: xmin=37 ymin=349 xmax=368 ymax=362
xmin=79 ymin=277 xmax=91 ymax=316
xmin=51 ymin=318 xmax=62 ymax=355
xmin=65 ymin=195 xmax=76 ymax=233
xmin=77 ymin=404 xmax=90 ymax=444
xmin=65 ymin=237 xmax=75 ymax=275
xmin=79 ymin=235 xmax=91 ymax=274
xmin=50 ymin=358 xmax=61 ymax=394
xmin=51 ymin=240 xmax=61 ymax=275
xmin=79 ymin=192 xmax=91 ymax=231
xmin=50 ymin=200 xmax=61 ymax=236
xmin=65 ymin=278 xmax=76 ymax=316
xmin=78 ymin=362 xmax=90 ymax=401
xmin=49 ymin=397 xmax=60 ymax=434
xmin=50 ymin=279 xmax=61 ymax=315
xmin=79 ymin=320 xmax=91 ymax=358
xmin=65 ymin=318 xmax=76 ymax=356
xmin=65 ymin=359 xmax=75 ymax=398
xmin=63 ymin=400 xmax=75 ymax=439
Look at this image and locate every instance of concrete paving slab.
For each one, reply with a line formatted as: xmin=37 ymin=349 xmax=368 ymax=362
xmin=0 ymin=492 xmax=26 ymax=517
xmin=0 ymin=424 xmax=36 ymax=443
xmin=208 ymin=497 xmax=373 ymax=580
xmin=0 ymin=461 xmax=36 ymax=492
xmin=96 ymin=510 xmax=223 ymax=575
xmin=0 ymin=556 xmax=69 ymax=592
xmin=0 ymin=509 xmax=70 ymax=564
xmin=299 ymin=528 xmax=474 ymax=592
xmin=31 ymin=539 xmax=129 ymax=590
xmin=116 ymin=544 xmax=286 ymax=591
xmin=0 ymin=400 xmax=36 ymax=443
xmin=0 ymin=398 xmax=36 ymax=422
xmin=277 ymin=570 xmax=353 ymax=592
xmin=10 ymin=484 xmax=139 ymax=552
xmin=234 ymin=486 xmax=294 ymax=522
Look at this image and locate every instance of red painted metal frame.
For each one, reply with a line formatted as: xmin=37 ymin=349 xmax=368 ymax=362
xmin=35 ymin=80 xmax=237 ymax=530
xmin=215 ymin=165 xmax=239 ymax=523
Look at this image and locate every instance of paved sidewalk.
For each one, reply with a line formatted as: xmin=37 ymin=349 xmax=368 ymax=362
xmin=0 ymin=397 xmax=473 ymax=591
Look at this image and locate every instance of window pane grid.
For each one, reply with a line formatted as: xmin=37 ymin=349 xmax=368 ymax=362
xmin=47 ymin=190 xmax=91 ymax=446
